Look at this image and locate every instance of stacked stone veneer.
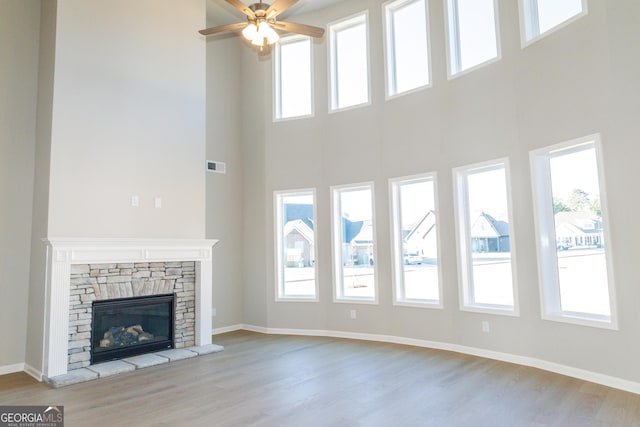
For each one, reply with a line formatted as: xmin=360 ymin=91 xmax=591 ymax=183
xmin=68 ymin=261 xmax=196 ymax=371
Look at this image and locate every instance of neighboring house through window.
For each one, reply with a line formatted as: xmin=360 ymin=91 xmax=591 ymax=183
xmin=530 ymin=134 xmax=617 ymax=329
xmin=390 ymin=173 xmax=442 ymax=306
xmin=274 ymin=190 xmax=318 ymax=300
xmin=331 ymin=183 xmax=377 ymax=303
xmin=453 ymin=159 xmax=518 ymax=314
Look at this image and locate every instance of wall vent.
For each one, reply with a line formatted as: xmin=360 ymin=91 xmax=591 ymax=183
xmin=207 ymin=160 xmax=226 ymax=174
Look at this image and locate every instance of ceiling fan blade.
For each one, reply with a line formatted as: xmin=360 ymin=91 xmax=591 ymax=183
xmin=226 ymin=0 xmax=256 ymax=18
xmin=199 ymin=21 xmax=247 ymax=36
xmin=266 ymin=0 xmax=298 ymax=19
xmin=273 ymin=21 xmax=325 ymax=38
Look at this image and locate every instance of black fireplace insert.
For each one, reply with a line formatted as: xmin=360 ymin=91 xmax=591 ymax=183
xmin=91 ymin=294 xmax=175 ymax=364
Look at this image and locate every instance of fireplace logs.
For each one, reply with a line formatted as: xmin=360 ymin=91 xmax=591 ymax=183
xmin=98 ymin=324 xmax=160 ymax=349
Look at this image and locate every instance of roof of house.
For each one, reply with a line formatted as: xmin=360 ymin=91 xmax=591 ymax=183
xmin=554 ymin=211 xmax=602 ymax=234
xmin=284 ymin=203 xmax=314 ymax=230
xmin=471 ymin=212 xmax=509 ymax=238
xmin=284 ymin=203 xmax=362 ymax=243
xmin=283 ymin=219 xmax=315 ymax=244
xmin=405 ymin=210 xmax=436 ymax=241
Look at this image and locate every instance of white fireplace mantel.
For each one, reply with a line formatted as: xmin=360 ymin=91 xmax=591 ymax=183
xmin=42 ymin=238 xmax=219 ymax=379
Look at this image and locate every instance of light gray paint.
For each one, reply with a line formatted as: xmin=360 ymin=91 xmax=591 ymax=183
xmin=0 ymin=0 xmax=40 ymax=368
xmin=25 ymin=0 xmax=57 ymax=375
xmin=206 ymin=36 xmax=245 ymax=328
xmin=47 ymin=0 xmax=206 ymax=238
xmin=237 ymin=0 xmax=640 ymax=383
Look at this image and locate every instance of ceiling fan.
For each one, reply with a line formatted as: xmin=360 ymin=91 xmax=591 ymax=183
xmin=199 ymin=0 xmax=325 ymax=53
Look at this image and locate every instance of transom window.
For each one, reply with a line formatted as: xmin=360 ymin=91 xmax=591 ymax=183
xmin=520 ymin=0 xmax=587 ymax=45
xmin=530 ymin=135 xmax=617 ymax=329
xmin=274 ymin=35 xmax=313 ymax=120
xmin=453 ymin=159 xmax=518 ymax=314
xmin=274 ymin=190 xmax=318 ymax=300
xmin=328 ymin=12 xmax=370 ymax=111
xmin=331 ymin=183 xmax=377 ymax=303
xmin=445 ymin=0 xmax=500 ymax=77
xmin=390 ymin=174 xmax=441 ymax=306
xmin=383 ymin=0 xmax=430 ymax=98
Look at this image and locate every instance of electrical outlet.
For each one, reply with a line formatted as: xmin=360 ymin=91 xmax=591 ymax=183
xmin=350 ymin=309 xmax=357 ymax=320
xmin=154 ymin=197 xmax=162 ymax=208
xmin=212 ymin=307 xmax=217 ymax=317
xmin=482 ymin=321 xmax=490 ymax=333
xmin=131 ymin=195 xmax=139 ymax=207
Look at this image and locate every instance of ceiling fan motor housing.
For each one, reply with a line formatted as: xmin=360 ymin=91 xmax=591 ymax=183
xmin=249 ymin=2 xmax=270 ymax=17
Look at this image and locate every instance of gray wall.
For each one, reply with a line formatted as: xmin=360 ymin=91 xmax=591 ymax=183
xmin=206 ymin=35 xmax=245 ymax=329
xmin=239 ymin=0 xmax=640 ymax=383
xmin=0 ymin=0 xmax=40 ymax=369
xmin=47 ymin=0 xmax=207 ymax=238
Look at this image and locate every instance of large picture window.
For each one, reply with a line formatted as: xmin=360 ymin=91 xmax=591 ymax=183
xmin=453 ymin=159 xmax=518 ymax=314
xmin=274 ymin=35 xmax=313 ymax=120
xmin=328 ymin=12 xmax=370 ymax=111
xmin=331 ymin=183 xmax=377 ymax=302
xmin=274 ymin=190 xmax=318 ymax=300
xmin=383 ymin=0 xmax=430 ymax=98
xmin=445 ymin=0 xmax=500 ymax=77
xmin=390 ymin=174 xmax=441 ymax=306
xmin=520 ymin=0 xmax=586 ymax=45
xmin=530 ymin=135 xmax=617 ymax=328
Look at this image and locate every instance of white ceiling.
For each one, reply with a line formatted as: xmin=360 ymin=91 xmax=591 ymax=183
xmin=205 ymin=0 xmax=342 ymax=26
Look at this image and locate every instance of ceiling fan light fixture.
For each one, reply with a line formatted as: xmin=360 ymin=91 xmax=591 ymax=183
xmin=241 ymin=23 xmax=258 ymax=40
xmin=198 ymin=0 xmax=325 ymax=54
xmin=256 ymin=21 xmax=279 ymax=45
xmin=251 ymin=36 xmax=265 ymax=47
xmin=265 ymin=25 xmax=280 ymax=44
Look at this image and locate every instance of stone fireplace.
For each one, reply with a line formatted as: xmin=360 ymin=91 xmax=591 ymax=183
xmin=42 ymin=239 xmax=218 ymax=380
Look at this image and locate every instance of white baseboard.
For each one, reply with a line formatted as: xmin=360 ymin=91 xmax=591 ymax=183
xmin=23 ymin=363 xmax=42 ymax=381
xmin=212 ymin=323 xmax=245 ymax=335
xmin=0 ymin=363 xmax=25 ymax=376
xmin=238 ymin=324 xmax=640 ymax=395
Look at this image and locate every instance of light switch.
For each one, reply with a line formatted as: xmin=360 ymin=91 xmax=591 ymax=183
xmin=154 ymin=197 xmax=162 ymax=208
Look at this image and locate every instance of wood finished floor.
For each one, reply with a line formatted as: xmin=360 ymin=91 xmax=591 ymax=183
xmin=2 ymin=330 xmax=640 ymax=426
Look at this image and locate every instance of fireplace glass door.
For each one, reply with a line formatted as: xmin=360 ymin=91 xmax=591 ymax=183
xmin=91 ymin=294 xmax=175 ymax=364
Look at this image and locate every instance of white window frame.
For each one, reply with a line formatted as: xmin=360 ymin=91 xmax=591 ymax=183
xmin=382 ymin=0 xmax=432 ymax=99
xmin=273 ymin=34 xmax=314 ymax=121
xmin=519 ymin=0 xmax=588 ymax=48
xmin=389 ymin=173 xmax=443 ymax=308
xmin=453 ymin=158 xmax=519 ymax=316
xmin=331 ymin=182 xmax=378 ymax=304
xmin=444 ymin=0 xmax=501 ymax=79
xmin=328 ymin=11 xmax=371 ymax=113
xmin=274 ymin=189 xmax=319 ymax=302
xmin=530 ymin=134 xmax=618 ymax=329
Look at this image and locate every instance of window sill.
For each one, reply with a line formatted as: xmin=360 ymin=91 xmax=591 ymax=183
xmin=460 ymin=304 xmax=519 ymax=317
xmin=542 ymin=312 xmax=618 ymax=330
